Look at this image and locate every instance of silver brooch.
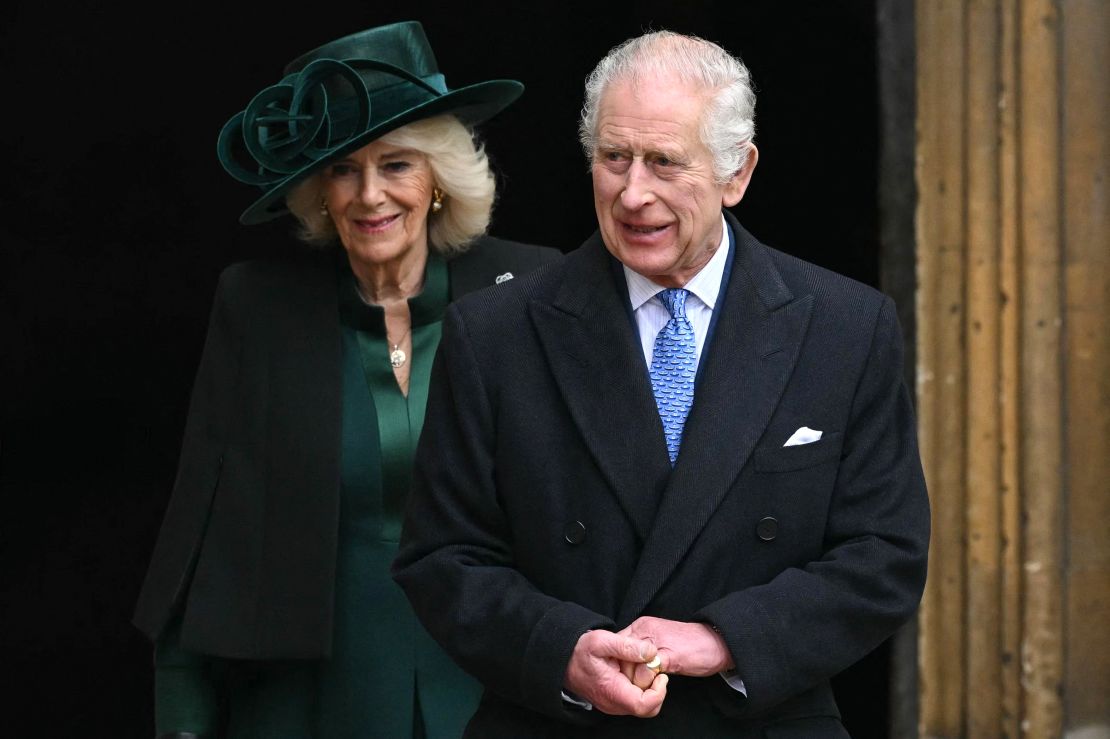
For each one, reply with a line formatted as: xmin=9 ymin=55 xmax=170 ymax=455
xmin=495 ymin=272 xmax=514 ymax=284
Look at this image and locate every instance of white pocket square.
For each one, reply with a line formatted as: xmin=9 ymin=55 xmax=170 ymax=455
xmin=783 ymin=426 xmax=823 ymax=447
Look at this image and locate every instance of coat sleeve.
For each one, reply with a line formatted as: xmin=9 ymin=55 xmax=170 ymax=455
xmin=695 ymin=295 xmax=930 ymax=716
xmin=392 ymin=303 xmax=612 ymax=724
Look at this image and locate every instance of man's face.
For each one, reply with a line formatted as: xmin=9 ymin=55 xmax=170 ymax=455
xmin=591 ymin=76 xmax=756 ymax=287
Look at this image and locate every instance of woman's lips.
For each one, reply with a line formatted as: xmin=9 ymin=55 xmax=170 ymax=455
xmin=353 ymin=213 xmax=401 ymax=232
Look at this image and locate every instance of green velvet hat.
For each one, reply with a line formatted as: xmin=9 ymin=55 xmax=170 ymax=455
xmin=217 ymin=21 xmax=524 ymax=224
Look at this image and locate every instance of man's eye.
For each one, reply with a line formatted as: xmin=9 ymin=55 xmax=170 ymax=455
xmin=603 ymin=151 xmax=627 ymax=162
xmin=653 ymin=156 xmax=675 ymax=167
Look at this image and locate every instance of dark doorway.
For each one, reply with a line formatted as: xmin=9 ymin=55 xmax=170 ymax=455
xmin=2 ymin=1 xmax=899 ymax=735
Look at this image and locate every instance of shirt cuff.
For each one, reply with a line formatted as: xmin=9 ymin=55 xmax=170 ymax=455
xmin=719 ymin=668 xmax=747 ymax=695
xmin=561 ymin=690 xmax=594 ymax=710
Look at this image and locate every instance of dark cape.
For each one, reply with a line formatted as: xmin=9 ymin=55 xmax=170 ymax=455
xmin=133 ymin=236 xmax=561 ymax=659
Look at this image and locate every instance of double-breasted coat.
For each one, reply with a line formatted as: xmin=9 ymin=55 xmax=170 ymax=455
xmin=392 ymin=211 xmax=930 ymax=738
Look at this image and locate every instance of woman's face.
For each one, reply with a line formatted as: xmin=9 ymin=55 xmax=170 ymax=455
xmin=322 ymin=138 xmax=435 ymax=272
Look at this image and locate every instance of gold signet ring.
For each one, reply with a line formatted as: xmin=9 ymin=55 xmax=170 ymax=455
xmin=645 ymin=655 xmax=663 ymax=673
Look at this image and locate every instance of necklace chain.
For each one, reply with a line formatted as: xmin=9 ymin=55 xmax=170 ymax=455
xmin=352 ymin=281 xmax=414 ymax=369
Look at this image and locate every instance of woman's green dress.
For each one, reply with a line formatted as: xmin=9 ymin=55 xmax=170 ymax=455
xmin=154 ymin=254 xmax=481 ymax=738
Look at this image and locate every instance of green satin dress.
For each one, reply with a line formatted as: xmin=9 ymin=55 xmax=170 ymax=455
xmin=154 ymin=254 xmax=482 ymax=738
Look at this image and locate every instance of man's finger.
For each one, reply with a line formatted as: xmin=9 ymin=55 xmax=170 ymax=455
xmin=635 ymin=673 xmax=669 ymax=717
xmin=629 ymin=659 xmax=662 ymax=690
xmin=587 ymin=631 xmax=656 ymax=663
xmin=597 ymin=669 xmax=667 ymax=717
xmin=620 ymin=659 xmax=637 ymax=684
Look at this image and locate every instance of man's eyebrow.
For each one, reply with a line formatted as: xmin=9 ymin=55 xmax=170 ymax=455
xmin=648 ymin=148 xmax=690 ymax=164
xmin=597 ymin=143 xmax=689 ymax=164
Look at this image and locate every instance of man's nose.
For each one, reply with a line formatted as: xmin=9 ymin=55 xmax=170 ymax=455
xmin=620 ymin=160 xmax=656 ymax=209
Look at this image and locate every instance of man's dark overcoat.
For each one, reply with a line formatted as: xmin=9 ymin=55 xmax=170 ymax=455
xmin=393 ymin=211 xmax=930 ymax=738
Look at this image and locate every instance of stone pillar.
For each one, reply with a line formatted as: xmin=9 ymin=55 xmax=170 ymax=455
xmin=915 ymin=1 xmax=1108 ymax=737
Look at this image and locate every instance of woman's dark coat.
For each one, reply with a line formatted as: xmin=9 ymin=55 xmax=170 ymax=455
xmin=133 ymin=236 xmax=561 ymax=658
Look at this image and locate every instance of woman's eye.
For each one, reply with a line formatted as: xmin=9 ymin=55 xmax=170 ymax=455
xmin=383 ymin=160 xmax=412 ymax=173
xmin=328 ymin=163 xmax=358 ymax=178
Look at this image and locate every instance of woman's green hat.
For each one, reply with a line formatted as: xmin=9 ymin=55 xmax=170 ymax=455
xmin=217 ymin=21 xmax=523 ymax=224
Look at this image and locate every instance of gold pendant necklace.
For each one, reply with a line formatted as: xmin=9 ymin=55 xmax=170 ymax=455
xmin=353 ymin=280 xmax=416 ymax=369
xmin=389 ymin=326 xmax=412 ymax=368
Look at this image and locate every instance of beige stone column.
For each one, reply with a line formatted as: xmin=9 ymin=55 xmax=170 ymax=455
xmin=915 ymin=1 xmax=1108 ymax=737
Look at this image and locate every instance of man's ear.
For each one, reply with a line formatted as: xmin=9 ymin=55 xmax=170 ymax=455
xmin=722 ymin=143 xmax=759 ymax=207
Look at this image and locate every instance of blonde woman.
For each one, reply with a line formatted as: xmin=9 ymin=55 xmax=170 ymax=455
xmin=134 ymin=21 xmax=558 ymax=738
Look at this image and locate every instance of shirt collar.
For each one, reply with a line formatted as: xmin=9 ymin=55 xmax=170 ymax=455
xmin=623 ymin=213 xmax=730 ymax=310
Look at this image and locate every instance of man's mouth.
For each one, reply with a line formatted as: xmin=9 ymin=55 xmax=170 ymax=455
xmin=622 ymin=222 xmax=669 ymax=235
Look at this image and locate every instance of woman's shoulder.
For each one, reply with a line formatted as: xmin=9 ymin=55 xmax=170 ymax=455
xmin=447 ymin=235 xmax=562 ymax=299
xmin=466 ymin=235 xmax=562 ymax=263
xmin=214 ymin=252 xmax=335 ymax=300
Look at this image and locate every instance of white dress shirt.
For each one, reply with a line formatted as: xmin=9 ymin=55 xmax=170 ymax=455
xmin=623 ymin=214 xmax=731 ymax=369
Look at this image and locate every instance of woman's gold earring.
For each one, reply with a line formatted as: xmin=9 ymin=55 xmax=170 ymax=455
xmin=431 ymin=188 xmax=444 ymax=214
xmin=319 ymin=198 xmax=328 ymax=217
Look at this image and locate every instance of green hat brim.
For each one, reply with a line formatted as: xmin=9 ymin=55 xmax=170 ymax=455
xmin=235 ymin=78 xmax=523 ymax=225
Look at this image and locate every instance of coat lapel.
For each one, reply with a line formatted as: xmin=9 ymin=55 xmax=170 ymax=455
xmin=617 ymin=215 xmax=814 ymax=623
xmin=529 ymin=236 xmax=672 ymax=541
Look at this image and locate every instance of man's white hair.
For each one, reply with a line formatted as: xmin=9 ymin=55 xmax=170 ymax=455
xmin=578 ymin=30 xmax=757 ymax=184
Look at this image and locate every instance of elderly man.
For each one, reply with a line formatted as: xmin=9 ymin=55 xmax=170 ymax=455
xmin=393 ymin=30 xmax=929 ymax=738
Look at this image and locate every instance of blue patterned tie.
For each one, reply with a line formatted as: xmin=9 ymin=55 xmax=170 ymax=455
xmin=649 ymin=288 xmax=697 ymax=465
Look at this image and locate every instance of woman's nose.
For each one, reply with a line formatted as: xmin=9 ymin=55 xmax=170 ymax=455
xmin=357 ymin=170 xmax=386 ymax=206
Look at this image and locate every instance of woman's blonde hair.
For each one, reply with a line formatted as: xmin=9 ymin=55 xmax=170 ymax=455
xmin=286 ymin=114 xmax=496 ymax=255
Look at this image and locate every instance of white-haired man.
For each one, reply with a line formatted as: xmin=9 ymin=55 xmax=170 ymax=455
xmin=394 ymin=30 xmax=929 ymax=738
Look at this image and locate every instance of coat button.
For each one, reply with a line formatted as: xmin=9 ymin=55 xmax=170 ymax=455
xmin=756 ymin=517 xmax=779 ymax=541
xmin=564 ymin=520 xmax=587 ymax=544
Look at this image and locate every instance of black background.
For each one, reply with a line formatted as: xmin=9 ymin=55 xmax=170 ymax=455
xmin=2 ymin=0 xmax=886 ymax=735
